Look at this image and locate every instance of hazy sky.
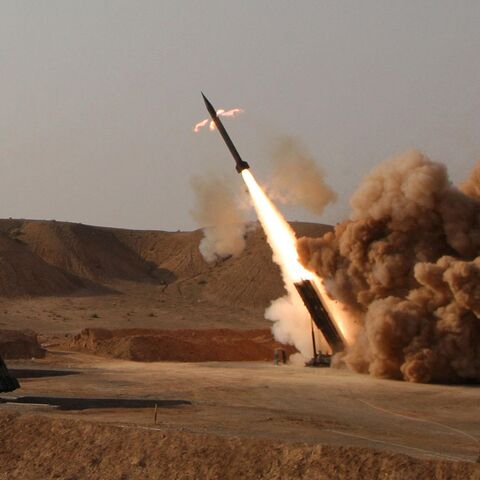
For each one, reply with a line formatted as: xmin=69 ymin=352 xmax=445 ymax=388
xmin=1 ymin=1 xmax=479 ymax=231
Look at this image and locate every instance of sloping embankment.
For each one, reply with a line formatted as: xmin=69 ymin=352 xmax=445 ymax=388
xmin=0 ymin=329 xmax=45 ymax=359
xmin=0 ymin=413 xmax=478 ymax=480
xmin=67 ymin=328 xmax=297 ymax=362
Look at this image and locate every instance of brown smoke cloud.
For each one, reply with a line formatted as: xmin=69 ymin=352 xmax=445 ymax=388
xmin=298 ymin=150 xmax=480 ymax=383
xmin=460 ymin=160 xmax=480 ymax=200
xmin=190 ymin=175 xmax=247 ymax=262
xmin=268 ymin=137 xmax=336 ymax=215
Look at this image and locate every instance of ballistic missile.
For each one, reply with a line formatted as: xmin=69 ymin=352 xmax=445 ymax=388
xmin=202 ymin=93 xmax=250 ymax=173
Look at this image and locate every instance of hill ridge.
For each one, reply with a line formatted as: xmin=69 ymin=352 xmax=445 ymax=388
xmin=0 ymin=219 xmax=331 ymax=309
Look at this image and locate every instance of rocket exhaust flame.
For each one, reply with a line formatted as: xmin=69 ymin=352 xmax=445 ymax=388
xmin=241 ymin=169 xmax=312 ymax=284
xmin=241 ymin=169 xmax=352 ymax=350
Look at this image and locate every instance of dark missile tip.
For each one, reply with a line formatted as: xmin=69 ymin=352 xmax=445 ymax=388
xmin=201 ymin=93 xmax=217 ymax=118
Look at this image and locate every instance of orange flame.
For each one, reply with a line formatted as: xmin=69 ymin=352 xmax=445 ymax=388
xmin=193 ymin=119 xmax=209 ymax=133
xmin=241 ymin=169 xmax=354 ymax=346
xmin=193 ymin=108 xmax=244 ymax=133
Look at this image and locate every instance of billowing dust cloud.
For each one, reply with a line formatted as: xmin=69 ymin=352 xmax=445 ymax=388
xmin=298 ymin=150 xmax=480 ymax=383
xmin=269 ymin=137 xmax=336 ymax=215
xmin=460 ymin=161 xmax=480 ymax=200
xmin=190 ymin=175 xmax=247 ymax=262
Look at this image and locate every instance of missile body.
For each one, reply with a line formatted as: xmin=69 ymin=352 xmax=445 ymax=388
xmin=202 ymin=93 xmax=250 ymax=173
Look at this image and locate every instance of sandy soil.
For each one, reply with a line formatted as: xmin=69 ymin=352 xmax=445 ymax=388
xmin=0 ymin=219 xmax=329 ymax=335
xmin=1 ymin=412 xmax=478 ymax=480
xmin=0 ymin=282 xmax=266 ymax=335
xmin=1 ymin=350 xmax=480 ymax=478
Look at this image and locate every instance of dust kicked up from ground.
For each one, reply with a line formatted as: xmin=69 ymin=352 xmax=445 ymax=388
xmin=299 ymin=152 xmax=480 ymax=383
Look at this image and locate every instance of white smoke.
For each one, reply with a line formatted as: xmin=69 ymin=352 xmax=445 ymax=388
xmin=190 ymin=174 xmax=247 ymax=262
xmin=266 ymin=283 xmax=328 ymax=360
xmin=199 ymin=223 xmax=247 ymax=262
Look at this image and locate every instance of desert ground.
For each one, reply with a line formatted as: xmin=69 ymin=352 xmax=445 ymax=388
xmin=0 ymin=219 xmax=479 ymax=479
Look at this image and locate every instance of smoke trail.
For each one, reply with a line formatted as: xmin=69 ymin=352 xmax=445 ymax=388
xmin=268 ymin=137 xmax=336 ymax=215
xmin=298 ymin=150 xmax=480 ymax=383
xmin=190 ymin=175 xmax=247 ymax=262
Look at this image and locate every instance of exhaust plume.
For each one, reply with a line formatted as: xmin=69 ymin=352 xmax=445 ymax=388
xmin=269 ymin=137 xmax=336 ymax=215
xmin=241 ymin=169 xmax=352 ymax=359
xmin=298 ymin=150 xmax=480 ymax=383
xmin=190 ymin=175 xmax=247 ymax=262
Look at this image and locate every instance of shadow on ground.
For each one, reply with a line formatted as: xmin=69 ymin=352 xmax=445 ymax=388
xmin=0 ymin=396 xmax=191 ymax=410
xmin=9 ymin=368 xmax=81 ymax=379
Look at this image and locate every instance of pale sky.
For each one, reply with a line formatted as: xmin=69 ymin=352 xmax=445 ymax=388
xmin=1 ymin=1 xmax=479 ymax=230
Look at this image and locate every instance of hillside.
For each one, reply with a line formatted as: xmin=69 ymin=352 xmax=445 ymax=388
xmin=0 ymin=230 xmax=89 ymax=297
xmin=0 ymin=219 xmax=330 ymax=334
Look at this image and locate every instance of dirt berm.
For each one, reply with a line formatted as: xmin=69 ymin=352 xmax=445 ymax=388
xmin=67 ymin=328 xmax=297 ymax=361
xmin=0 ymin=413 xmax=478 ymax=480
xmin=0 ymin=329 xmax=45 ymax=359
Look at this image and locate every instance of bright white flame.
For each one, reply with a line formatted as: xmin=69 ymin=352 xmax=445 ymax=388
xmin=193 ymin=108 xmax=244 ymax=133
xmin=241 ymin=169 xmax=353 ymax=346
xmin=241 ymin=170 xmax=311 ymax=283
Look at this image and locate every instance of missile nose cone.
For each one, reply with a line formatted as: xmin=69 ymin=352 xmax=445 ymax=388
xmin=201 ymin=93 xmax=217 ymax=118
